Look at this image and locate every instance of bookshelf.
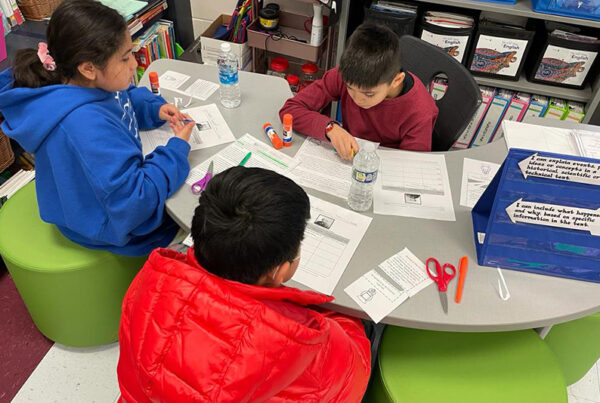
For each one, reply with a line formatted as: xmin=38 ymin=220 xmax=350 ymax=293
xmin=339 ymin=0 xmax=600 ymax=125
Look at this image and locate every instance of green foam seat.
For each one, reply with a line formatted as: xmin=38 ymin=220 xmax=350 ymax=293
xmin=368 ymin=326 xmax=567 ymax=403
xmin=0 ymin=181 xmax=145 ymax=347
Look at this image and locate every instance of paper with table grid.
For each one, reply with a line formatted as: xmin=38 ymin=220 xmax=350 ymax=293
xmin=373 ymin=149 xmax=455 ymax=221
xmin=140 ymin=104 xmax=235 ymax=155
xmin=291 ymin=195 xmax=372 ymax=295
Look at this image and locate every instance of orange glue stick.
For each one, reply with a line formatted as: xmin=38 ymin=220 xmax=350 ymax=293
xmin=263 ymin=122 xmax=284 ymax=149
xmin=149 ymin=71 xmax=160 ymax=95
xmin=282 ymin=113 xmax=293 ymax=147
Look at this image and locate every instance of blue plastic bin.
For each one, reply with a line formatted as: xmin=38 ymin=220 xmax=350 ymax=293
xmin=531 ymin=0 xmax=600 ymax=21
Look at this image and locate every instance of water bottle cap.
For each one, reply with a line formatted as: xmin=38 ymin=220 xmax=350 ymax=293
xmin=220 ymin=43 xmax=231 ymax=52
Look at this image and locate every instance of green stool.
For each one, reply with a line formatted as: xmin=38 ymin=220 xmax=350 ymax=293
xmin=0 ymin=181 xmax=145 ymax=347
xmin=368 ymin=326 xmax=567 ymax=403
xmin=544 ymin=313 xmax=600 ymax=385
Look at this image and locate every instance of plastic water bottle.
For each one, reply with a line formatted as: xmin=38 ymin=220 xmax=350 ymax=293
xmin=217 ymin=43 xmax=241 ymax=108
xmin=347 ymin=142 xmax=380 ymax=211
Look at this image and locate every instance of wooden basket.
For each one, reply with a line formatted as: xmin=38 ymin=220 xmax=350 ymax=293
xmin=17 ymin=0 xmax=65 ymax=21
xmin=0 ymin=128 xmax=14 ymax=173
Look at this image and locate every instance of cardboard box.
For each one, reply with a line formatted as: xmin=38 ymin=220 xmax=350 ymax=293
xmin=564 ymin=101 xmax=585 ymax=123
xmin=453 ymin=86 xmax=495 ymax=149
xmin=545 ymin=97 xmax=568 ymax=120
xmin=201 ymin=14 xmax=251 ymax=69
xmin=494 ymin=92 xmax=531 ymax=139
xmin=521 ymin=94 xmax=549 ymax=123
xmin=471 ymin=89 xmax=512 ymax=147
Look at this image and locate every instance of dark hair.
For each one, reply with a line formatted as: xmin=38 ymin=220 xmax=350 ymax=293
xmin=191 ymin=167 xmax=310 ymax=285
xmin=12 ymin=0 xmax=127 ymax=88
xmin=339 ymin=23 xmax=402 ymax=88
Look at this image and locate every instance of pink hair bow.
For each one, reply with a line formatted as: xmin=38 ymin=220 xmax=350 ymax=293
xmin=37 ymin=42 xmax=56 ymax=71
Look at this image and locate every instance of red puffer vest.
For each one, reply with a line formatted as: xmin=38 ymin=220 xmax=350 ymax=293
xmin=117 ymin=248 xmax=371 ymax=402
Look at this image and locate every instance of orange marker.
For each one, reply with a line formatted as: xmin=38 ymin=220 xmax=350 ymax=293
xmin=263 ymin=122 xmax=284 ymax=149
xmin=455 ymin=256 xmax=468 ymax=303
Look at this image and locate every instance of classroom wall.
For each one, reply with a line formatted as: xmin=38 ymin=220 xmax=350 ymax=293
xmin=190 ymin=0 xmax=314 ymax=39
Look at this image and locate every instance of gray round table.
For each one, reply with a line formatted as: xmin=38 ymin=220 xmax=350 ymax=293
xmin=144 ymin=59 xmax=600 ymax=333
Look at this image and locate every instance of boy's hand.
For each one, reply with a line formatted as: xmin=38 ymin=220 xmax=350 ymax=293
xmin=327 ymin=124 xmax=359 ymax=160
xmin=169 ymin=114 xmax=195 ymax=142
xmin=159 ymin=103 xmax=185 ymax=121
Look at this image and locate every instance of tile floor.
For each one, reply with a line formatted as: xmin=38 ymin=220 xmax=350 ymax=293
xmin=10 ymin=343 xmax=600 ymax=402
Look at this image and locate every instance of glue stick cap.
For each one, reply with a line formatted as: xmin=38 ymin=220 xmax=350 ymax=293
xmin=283 ymin=113 xmax=293 ymax=126
xmin=149 ymin=71 xmax=159 ymax=83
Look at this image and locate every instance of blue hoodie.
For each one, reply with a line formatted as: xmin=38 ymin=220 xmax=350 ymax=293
xmin=0 ymin=69 xmax=190 ymax=256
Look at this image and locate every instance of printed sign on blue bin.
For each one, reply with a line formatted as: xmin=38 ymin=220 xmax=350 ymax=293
xmin=472 ymin=148 xmax=600 ymax=283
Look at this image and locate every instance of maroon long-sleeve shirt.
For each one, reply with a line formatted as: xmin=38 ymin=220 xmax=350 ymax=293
xmin=279 ymin=67 xmax=438 ymax=151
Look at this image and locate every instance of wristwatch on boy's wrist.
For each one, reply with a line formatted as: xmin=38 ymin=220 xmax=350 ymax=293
xmin=324 ymin=121 xmax=338 ymax=141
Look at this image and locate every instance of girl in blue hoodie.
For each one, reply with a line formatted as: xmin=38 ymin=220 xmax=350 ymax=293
xmin=0 ymin=0 xmax=195 ymax=256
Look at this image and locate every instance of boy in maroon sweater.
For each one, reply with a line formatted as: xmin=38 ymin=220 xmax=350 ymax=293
xmin=279 ymin=23 xmax=438 ymax=159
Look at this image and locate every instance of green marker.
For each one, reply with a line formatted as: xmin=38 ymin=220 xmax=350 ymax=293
xmin=239 ymin=152 xmax=252 ymax=166
xmin=257 ymin=150 xmax=288 ymax=168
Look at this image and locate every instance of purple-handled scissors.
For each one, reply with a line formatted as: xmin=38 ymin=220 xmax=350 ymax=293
xmin=426 ymin=257 xmax=456 ymax=314
xmin=191 ymin=161 xmax=214 ymax=194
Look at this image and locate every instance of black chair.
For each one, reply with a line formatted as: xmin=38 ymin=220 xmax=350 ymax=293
xmin=399 ymin=35 xmax=481 ymax=151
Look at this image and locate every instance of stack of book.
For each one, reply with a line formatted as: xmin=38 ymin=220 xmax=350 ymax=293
xmin=444 ymin=84 xmax=587 ymax=149
xmin=0 ymin=0 xmax=24 ymax=33
xmin=0 ymin=169 xmax=34 ymax=206
xmin=370 ymin=1 xmax=417 ymax=16
xmin=132 ymin=19 xmax=176 ymax=82
xmin=127 ymin=0 xmax=168 ymax=37
xmin=98 ymin=0 xmax=146 ymax=21
xmin=423 ymin=11 xmax=474 ymax=29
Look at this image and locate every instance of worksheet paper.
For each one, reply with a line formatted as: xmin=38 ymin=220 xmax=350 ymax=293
xmin=345 ymin=248 xmax=432 ymax=323
xmin=289 ymin=138 xmax=379 ymax=200
xmin=140 ymin=104 xmax=235 ymax=155
xmin=162 ymin=78 xmax=219 ymax=102
xmin=503 ymin=121 xmax=600 ymax=159
xmin=374 ymin=150 xmax=456 ymax=221
xmin=344 ymin=270 xmax=405 ymax=323
xmin=291 ymin=195 xmax=372 ymax=295
xmin=459 ymin=158 xmax=501 ymax=208
xmin=573 ymin=130 xmax=600 ymax=159
xmin=185 ymin=133 xmax=298 ymax=185
xmin=158 ymin=70 xmax=190 ymax=90
xmin=182 ymin=78 xmax=220 ymax=101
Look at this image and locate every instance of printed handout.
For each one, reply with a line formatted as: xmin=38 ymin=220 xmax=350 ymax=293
xmin=374 ymin=150 xmax=455 ymax=221
xmin=291 ymin=195 xmax=372 ymax=295
xmin=140 ymin=104 xmax=235 ymax=155
xmin=460 ymin=158 xmax=501 ymax=208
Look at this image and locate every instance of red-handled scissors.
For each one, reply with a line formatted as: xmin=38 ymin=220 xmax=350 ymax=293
xmin=426 ymin=257 xmax=456 ymax=314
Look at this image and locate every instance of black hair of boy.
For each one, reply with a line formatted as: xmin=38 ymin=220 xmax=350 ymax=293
xmin=12 ymin=0 xmax=127 ymax=88
xmin=191 ymin=167 xmax=311 ymax=285
xmin=339 ymin=23 xmax=403 ymax=89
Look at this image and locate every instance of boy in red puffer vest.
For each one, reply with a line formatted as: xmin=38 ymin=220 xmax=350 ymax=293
xmin=117 ymin=167 xmax=371 ymax=402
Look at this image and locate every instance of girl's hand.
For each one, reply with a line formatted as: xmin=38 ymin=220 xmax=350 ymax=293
xmin=159 ymin=103 xmax=184 ymax=121
xmin=169 ymin=114 xmax=195 ymax=142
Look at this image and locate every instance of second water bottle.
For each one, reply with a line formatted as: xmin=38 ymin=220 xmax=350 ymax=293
xmin=217 ymin=43 xmax=241 ymax=108
xmin=347 ymin=142 xmax=380 ymax=212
